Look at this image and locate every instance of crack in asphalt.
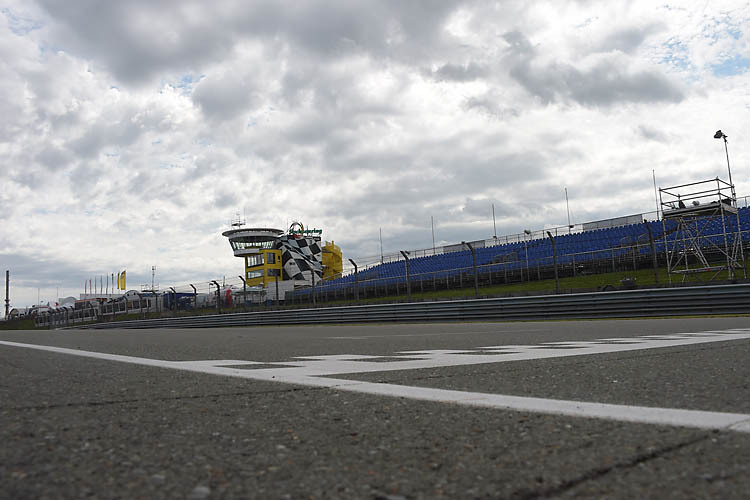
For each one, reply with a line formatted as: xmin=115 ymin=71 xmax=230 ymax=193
xmin=0 ymin=386 xmax=329 ymax=412
xmin=512 ymin=432 xmax=713 ymax=499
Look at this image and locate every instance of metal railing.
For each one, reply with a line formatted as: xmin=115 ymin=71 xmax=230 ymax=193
xmin=289 ymin=231 xmax=749 ymax=305
xmin=59 ymin=283 xmax=750 ymax=329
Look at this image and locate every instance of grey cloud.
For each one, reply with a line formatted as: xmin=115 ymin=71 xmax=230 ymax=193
xmin=504 ymin=31 xmax=684 ymax=107
xmin=192 ymin=74 xmax=256 ymax=121
xmin=465 ymin=198 xmax=515 ymax=218
xmin=599 ymin=23 xmax=665 ymax=54
xmin=37 ymin=0 xmax=237 ymax=86
xmin=212 ymin=189 xmax=240 ymax=210
xmin=125 ymin=170 xmax=154 ymax=197
xmin=328 ymin=150 xmax=413 ymax=173
xmin=10 ymin=165 xmax=57 ymax=189
xmin=180 ymin=149 xmax=237 ymax=181
xmin=275 ymin=0 xmax=460 ymax=61
xmin=461 ymin=197 xmax=497 ymax=217
xmin=66 ymin=97 xmax=185 ymax=161
xmin=35 ymin=145 xmax=73 ymax=170
xmin=429 ymin=62 xmax=489 ymax=82
xmin=636 ymin=124 xmax=669 ymax=143
xmin=70 ymin=117 xmax=144 ymax=159
xmin=503 ymin=30 xmax=535 ymax=57
xmin=323 ymin=148 xmax=552 ymax=222
xmin=0 ymin=252 xmax=100 ymax=290
xmin=37 ymin=0 xmax=461 ymax=86
xmin=463 ymin=95 xmax=519 ymax=120
xmin=279 ymin=101 xmax=399 ymax=155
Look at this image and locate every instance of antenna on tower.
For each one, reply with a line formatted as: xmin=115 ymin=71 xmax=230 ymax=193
xmin=141 ymin=265 xmax=159 ymax=293
xmin=231 ymin=211 xmax=246 ymax=228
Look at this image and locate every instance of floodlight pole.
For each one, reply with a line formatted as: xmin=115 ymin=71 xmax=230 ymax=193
xmin=492 ymin=204 xmax=497 ymax=239
xmin=348 ymin=259 xmax=359 ymax=302
xmin=431 ymin=216 xmax=436 ymax=253
xmin=715 ymin=131 xmax=734 ymax=193
xmin=379 ymin=228 xmax=384 ymax=264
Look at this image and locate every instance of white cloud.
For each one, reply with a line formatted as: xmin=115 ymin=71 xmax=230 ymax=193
xmin=1 ymin=0 xmax=749 ymax=307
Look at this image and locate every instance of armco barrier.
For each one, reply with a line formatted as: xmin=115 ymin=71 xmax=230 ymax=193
xmin=70 ymin=283 xmax=750 ymax=329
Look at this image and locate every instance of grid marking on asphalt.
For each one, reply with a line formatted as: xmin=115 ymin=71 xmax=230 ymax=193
xmin=3 ymin=328 xmax=750 ymax=432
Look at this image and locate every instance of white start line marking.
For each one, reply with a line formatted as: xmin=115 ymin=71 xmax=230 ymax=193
xmin=2 ymin=328 xmax=750 ymax=432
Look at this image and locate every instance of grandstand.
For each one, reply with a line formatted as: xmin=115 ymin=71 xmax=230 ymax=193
xmin=287 ymin=203 xmax=750 ymax=304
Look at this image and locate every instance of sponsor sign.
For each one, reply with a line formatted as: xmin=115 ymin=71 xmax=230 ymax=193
xmin=289 ymin=221 xmax=323 ymax=237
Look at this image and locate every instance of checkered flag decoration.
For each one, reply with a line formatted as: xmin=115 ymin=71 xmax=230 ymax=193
xmin=275 ymin=235 xmax=323 ymax=281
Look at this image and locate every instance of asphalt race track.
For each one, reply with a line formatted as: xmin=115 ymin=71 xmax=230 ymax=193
xmin=2 ymin=317 xmax=750 ymax=499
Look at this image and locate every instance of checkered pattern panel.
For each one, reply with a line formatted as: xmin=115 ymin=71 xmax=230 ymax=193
xmin=275 ymin=235 xmax=323 ymax=281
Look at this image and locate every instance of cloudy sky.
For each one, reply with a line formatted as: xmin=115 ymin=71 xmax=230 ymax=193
xmin=1 ymin=0 xmax=749 ymax=307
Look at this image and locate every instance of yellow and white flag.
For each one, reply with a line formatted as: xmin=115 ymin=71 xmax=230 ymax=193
xmin=119 ymin=270 xmax=126 ymax=290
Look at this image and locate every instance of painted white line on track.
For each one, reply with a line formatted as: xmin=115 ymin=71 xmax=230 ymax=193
xmin=3 ymin=328 xmax=750 ymax=432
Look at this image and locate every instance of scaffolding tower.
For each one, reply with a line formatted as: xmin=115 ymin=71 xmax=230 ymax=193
xmin=659 ymin=178 xmax=745 ymax=282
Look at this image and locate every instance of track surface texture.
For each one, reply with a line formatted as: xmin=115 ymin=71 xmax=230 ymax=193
xmin=2 ymin=317 xmax=750 ymax=499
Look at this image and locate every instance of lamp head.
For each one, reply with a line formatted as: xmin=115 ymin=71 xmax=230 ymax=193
xmin=714 ymin=130 xmax=726 ymax=139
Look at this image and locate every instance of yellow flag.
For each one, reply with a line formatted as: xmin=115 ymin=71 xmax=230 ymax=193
xmin=120 ymin=270 xmax=126 ymax=290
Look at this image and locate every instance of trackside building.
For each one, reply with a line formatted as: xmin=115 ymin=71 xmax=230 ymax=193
xmin=222 ymin=221 xmax=342 ymax=299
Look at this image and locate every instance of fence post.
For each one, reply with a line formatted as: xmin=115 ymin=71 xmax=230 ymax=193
xmin=400 ymin=251 xmax=411 ymax=301
xmin=211 ymin=280 xmax=221 ymax=313
xmin=348 ymin=259 xmax=359 ymax=302
xmin=644 ymin=222 xmax=659 ymax=285
xmin=311 ymin=272 xmax=316 ymax=307
xmin=523 ymin=230 xmax=531 ymax=281
xmin=463 ymin=241 xmax=479 ymax=298
xmin=136 ymin=292 xmax=144 ymax=319
xmin=238 ymin=276 xmax=247 ymax=309
xmin=547 ymin=231 xmax=559 ymax=294
xmin=572 ymin=254 xmax=576 ymax=277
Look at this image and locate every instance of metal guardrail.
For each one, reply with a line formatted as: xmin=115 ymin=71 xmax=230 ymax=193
xmin=70 ymin=283 xmax=750 ymax=329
